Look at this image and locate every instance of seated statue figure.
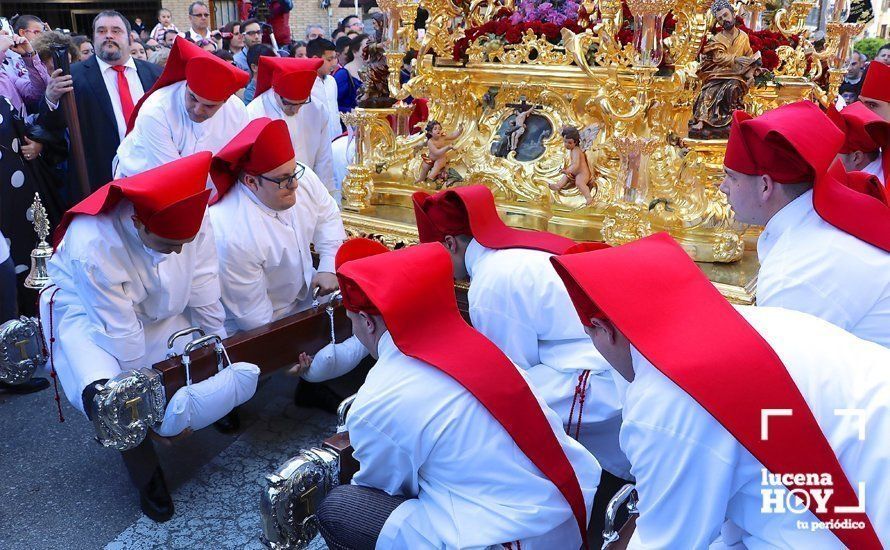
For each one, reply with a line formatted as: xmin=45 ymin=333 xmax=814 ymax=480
xmin=688 ymin=0 xmax=762 ymax=139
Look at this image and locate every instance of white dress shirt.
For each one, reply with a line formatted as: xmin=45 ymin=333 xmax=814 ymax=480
xmin=114 ymin=80 xmax=248 ymax=191
xmin=621 ymin=305 xmax=890 ymax=549
xmin=757 ymin=189 xmax=890 ymax=348
xmin=246 ymin=89 xmax=335 ymax=193
xmin=861 ymin=151 xmax=884 ymax=185
xmin=349 ymin=331 xmax=601 ymax=549
xmin=209 ymin=167 xmax=345 ymax=334
xmin=323 ymin=75 xmax=341 ymax=140
xmin=465 ymin=239 xmax=631 ymax=478
xmin=186 ymin=28 xmax=211 ymax=42
xmin=95 ymin=56 xmax=146 ymax=140
xmin=40 ymin=202 xmax=226 ymax=414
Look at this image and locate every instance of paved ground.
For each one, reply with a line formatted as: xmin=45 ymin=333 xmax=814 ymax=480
xmin=1 ymin=373 xmax=337 ymax=550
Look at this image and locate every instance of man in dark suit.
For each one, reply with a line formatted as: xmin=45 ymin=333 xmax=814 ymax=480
xmin=70 ymin=10 xmax=161 ymax=193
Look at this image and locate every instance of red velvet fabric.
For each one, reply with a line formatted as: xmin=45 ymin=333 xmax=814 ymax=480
xmin=861 ymin=60 xmax=890 ymax=103
xmin=255 ymin=57 xmax=322 ymax=100
xmin=413 ymin=185 xmax=576 ymax=254
xmin=334 ymin=238 xmax=388 ymax=315
xmin=336 ymin=242 xmax=589 ymax=546
xmin=813 ymin=161 xmax=890 ymax=252
xmin=126 ymin=38 xmax=249 ymax=133
xmin=209 ymin=118 xmax=295 ymax=201
xmin=550 ymin=233 xmax=881 ymax=550
xmin=54 ymin=153 xmax=212 ymax=247
xmin=827 ymin=102 xmax=881 ymax=154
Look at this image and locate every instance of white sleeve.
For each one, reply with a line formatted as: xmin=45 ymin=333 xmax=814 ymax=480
xmin=757 ymin=276 xmax=858 ymax=331
xmin=349 ymin=413 xmax=420 ymax=497
xmin=187 ymin=220 xmax=227 ymax=339
xmin=623 ymin=418 xmax=736 ymax=549
xmin=214 ymin=231 xmax=274 ymax=333
xmin=307 ymin=174 xmax=346 ymax=274
xmin=70 ymin=259 xmax=146 ymax=363
xmin=469 ymin=290 xmax=541 ymax=370
xmin=115 ymin=107 xmax=185 ymax=178
xmin=313 ymin=114 xmax=335 ymax=192
xmin=302 ymin=336 xmax=369 ymax=382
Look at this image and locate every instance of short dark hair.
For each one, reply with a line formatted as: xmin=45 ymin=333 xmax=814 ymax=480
xmin=188 ymin=1 xmax=209 ymax=15
xmin=878 ymin=43 xmax=890 ymax=55
xmin=213 ymin=49 xmax=235 ymax=63
xmin=246 ymin=43 xmax=275 ymax=73
xmin=242 ymin=18 xmax=262 ymax=30
xmin=290 ymin=40 xmax=307 ymax=56
xmin=13 ymin=15 xmax=43 ymax=34
xmin=164 ymin=29 xmax=179 ymax=38
xmin=561 ymin=126 xmax=581 ymax=144
xmin=92 ymin=10 xmax=132 ymax=39
xmin=307 ymin=37 xmax=336 ymax=58
xmin=335 ymin=36 xmax=351 ymax=53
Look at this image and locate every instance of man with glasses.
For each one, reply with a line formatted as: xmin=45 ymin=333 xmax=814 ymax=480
xmin=115 ymin=38 xmax=249 ymax=192
xmin=209 ymin=117 xmax=344 ymax=334
xmin=234 ymin=18 xmax=263 ymax=71
xmin=247 ymin=57 xmax=334 ymax=194
xmin=306 ymin=24 xmax=325 ymax=41
xmin=186 ymin=1 xmax=213 ymax=42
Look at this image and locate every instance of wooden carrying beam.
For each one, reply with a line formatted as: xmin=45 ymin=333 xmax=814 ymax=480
xmin=151 ymin=305 xmax=352 ymax=397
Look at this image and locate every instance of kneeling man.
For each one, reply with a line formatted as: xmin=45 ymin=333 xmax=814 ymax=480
xmin=209 ymin=117 xmax=345 ymax=333
xmin=316 ymin=239 xmax=600 ymax=549
xmin=40 ymin=153 xmax=226 ymax=522
xmin=552 ymin=233 xmax=889 ymax=549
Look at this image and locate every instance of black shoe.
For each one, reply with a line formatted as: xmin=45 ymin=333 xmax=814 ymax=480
xmin=139 ymin=467 xmax=174 ymax=523
xmin=213 ymin=407 xmax=240 ymax=434
xmin=0 ymin=378 xmax=50 ymax=394
xmin=294 ymin=381 xmax=343 ymax=414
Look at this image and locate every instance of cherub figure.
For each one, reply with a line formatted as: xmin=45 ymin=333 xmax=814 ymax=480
xmin=416 ymin=120 xmax=464 ymax=183
xmin=549 ymin=125 xmax=596 ymax=206
xmin=507 ymin=104 xmax=536 ymax=151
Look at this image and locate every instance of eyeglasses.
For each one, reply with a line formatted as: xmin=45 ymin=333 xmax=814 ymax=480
xmin=258 ymin=165 xmax=305 ymax=189
xmin=281 ymin=97 xmax=311 ymax=107
xmin=244 ymin=30 xmax=261 ymax=36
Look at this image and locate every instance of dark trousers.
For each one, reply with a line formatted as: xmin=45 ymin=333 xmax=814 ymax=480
xmin=317 ymin=485 xmax=409 ymax=550
xmin=0 ymin=257 xmax=18 ymax=323
xmin=82 ymin=379 xmax=160 ymax=490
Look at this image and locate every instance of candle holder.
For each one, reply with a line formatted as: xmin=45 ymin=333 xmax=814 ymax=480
xmin=625 ymin=0 xmax=676 ymax=68
xmin=340 ymin=109 xmax=378 ymax=211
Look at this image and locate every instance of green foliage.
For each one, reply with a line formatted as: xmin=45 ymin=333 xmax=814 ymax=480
xmin=854 ymin=38 xmax=889 ymax=61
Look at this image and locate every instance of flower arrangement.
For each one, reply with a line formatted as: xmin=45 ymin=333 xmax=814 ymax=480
xmin=731 ymin=19 xmax=799 ymax=71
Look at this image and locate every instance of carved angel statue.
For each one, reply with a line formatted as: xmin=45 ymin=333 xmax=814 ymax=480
xmin=549 ymin=124 xmax=600 ymax=206
xmin=688 ymin=0 xmax=762 ymax=139
xmin=415 ymin=120 xmax=465 ymax=186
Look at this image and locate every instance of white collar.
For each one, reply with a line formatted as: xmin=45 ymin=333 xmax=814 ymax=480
xmin=757 ymin=189 xmax=815 ymax=262
xmin=464 ymin=238 xmax=488 ymax=279
xmin=96 ymin=55 xmax=137 ymax=73
xmin=189 ymin=28 xmax=210 ymax=39
xmin=375 ymin=330 xmax=398 ymax=364
xmin=238 ymin=181 xmax=288 ymax=220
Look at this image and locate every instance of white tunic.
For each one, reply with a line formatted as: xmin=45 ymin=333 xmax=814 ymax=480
xmin=314 ymin=75 xmax=342 ymax=141
xmin=246 ymin=88 xmax=335 ymax=193
xmin=621 ymin=306 xmax=890 ymax=549
xmin=114 ymin=80 xmax=249 ymax=189
xmin=349 ymin=331 xmax=601 ymax=549
xmin=757 ymin=189 xmax=890 ymax=348
xmin=465 ymin=239 xmax=631 ymax=478
xmin=39 ymin=202 xmax=226 ymax=414
xmin=208 ymin=167 xmax=345 ymax=334
xmin=861 ymin=152 xmax=884 ymax=185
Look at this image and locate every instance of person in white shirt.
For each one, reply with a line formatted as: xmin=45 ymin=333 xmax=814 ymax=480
xmin=413 ymin=185 xmax=631 ymax=479
xmin=114 ymin=38 xmax=249 ymax=192
xmin=208 ymin=117 xmax=345 ymax=334
xmin=552 ymin=232 xmax=889 ymax=550
xmin=307 ymin=38 xmax=343 ymax=140
xmin=39 ymin=153 xmax=225 ymax=523
xmin=246 ymin=57 xmax=335 ymax=193
xmin=185 ymin=1 xmax=212 ymax=42
xmin=315 ymin=238 xmax=600 ymax=549
xmin=720 ymin=101 xmax=890 ymax=348
xmin=827 ymin=102 xmax=885 ymax=185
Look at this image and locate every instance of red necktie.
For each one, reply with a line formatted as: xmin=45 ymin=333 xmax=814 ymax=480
xmin=111 ymin=65 xmax=135 ymax=126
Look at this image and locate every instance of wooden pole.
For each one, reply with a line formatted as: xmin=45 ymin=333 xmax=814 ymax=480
xmin=52 ymin=45 xmax=91 ymax=200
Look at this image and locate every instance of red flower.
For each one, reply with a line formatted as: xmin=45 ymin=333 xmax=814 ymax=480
xmin=541 ymin=22 xmax=561 ymax=41
xmin=760 ymin=49 xmax=780 ymax=70
xmin=453 ymin=37 xmax=470 ymax=61
xmin=526 ymin=21 xmax=544 ymax=35
xmin=505 ymin=26 xmax=523 ymax=43
xmin=494 ymin=19 xmax=511 ymax=36
xmin=748 ymin=35 xmax=763 ymax=52
xmin=617 ymin=28 xmax=633 ymax=45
